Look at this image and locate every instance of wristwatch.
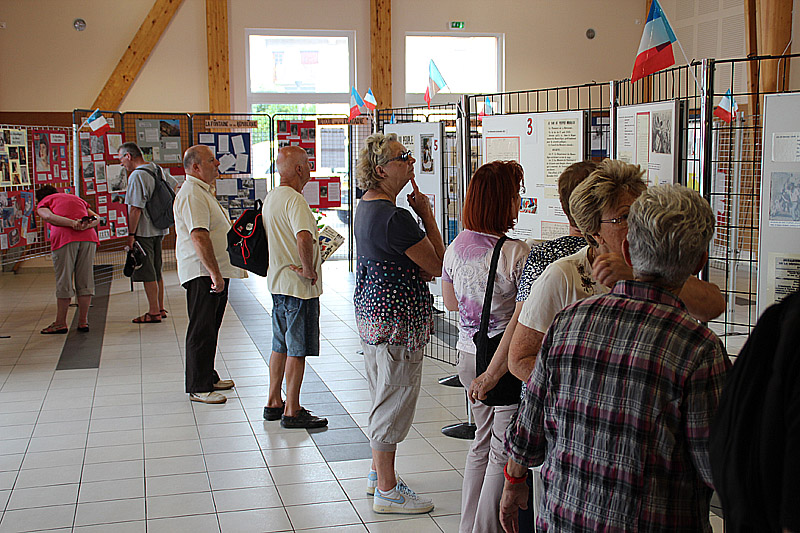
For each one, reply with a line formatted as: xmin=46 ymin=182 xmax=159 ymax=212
xmin=504 ymin=463 xmax=528 ymax=484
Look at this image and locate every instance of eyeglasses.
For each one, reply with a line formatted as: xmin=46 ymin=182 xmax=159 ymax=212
xmin=385 ymin=150 xmax=412 ymax=163
xmin=599 ymin=213 xmax=629 ymax=225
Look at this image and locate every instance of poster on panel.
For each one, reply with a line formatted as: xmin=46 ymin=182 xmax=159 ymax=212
xmin=615 ymin=101 xmax=680 ymax=187
xmin=757 ymin=93 xmax=800 ymax=315
xmin=383 ymin=122 xmax=445 ymax=296
xmin=198 ymin=132 xmax=252 ymax=175
xmin=482 ymin=111 xmax=585 ymax=241
xmin=135 ymin=119 xmax=183 ymax=164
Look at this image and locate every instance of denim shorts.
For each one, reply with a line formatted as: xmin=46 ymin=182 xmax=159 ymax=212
xmin=271 ymin=294 xmax=320 ymax=357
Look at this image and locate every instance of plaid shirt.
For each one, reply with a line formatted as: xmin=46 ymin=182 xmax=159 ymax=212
xmin=506 ymin=280 xmax=730 ymax=532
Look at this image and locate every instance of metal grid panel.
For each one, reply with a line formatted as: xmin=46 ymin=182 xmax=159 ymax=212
xmin=466 ymin=83 xmax=613 ymax=175
xmin=376 ymin=104 xmax=462 ymax=366
xmin=269 ymin=113 xmax=356 ymax=264
xmin=0 ymin=125 xmax=75 ymax=272
xmin=705 ymin=54 xmax=800 ymax=353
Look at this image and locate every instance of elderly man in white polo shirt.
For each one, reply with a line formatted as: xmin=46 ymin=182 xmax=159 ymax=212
xmin=174 ymin=144 xmax=247 ymax=404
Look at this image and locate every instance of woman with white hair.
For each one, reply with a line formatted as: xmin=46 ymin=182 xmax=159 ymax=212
xmin=354 ymin=132 xmax=446 ymax=515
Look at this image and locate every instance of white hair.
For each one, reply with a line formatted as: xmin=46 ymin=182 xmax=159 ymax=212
xmin=627 ymin=184 xmax=714 ymax=288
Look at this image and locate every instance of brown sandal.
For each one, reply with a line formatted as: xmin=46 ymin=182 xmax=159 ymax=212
xmin=160 ymin=309 xmax=168 ymax=319
xmin=132 ymin=313 xmax=162 ymax=324
xmin=41 ymin=323 xmax=68 ymax=334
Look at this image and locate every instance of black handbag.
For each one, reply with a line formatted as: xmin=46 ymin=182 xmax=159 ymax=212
xmin=227 ymin=199 xmax=268 ymax=276
xmin=473 ymin=235 xmax=522 ymax=406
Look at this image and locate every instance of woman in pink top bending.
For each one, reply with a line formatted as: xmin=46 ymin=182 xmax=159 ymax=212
xmin=35 ymin=185 xmax=100 ymax=334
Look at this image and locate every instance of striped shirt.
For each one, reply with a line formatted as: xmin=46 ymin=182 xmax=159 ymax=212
xmin=506 ymin=280 xmax=730 ymax=532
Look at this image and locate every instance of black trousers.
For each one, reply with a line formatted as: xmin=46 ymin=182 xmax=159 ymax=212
xmin=184 ymin=276 xmax=228 ymax=393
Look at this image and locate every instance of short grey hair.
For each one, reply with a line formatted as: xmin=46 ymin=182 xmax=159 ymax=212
xmin=569 ymin=159 xmax=647 ymax=247
xmin=118 ymin=142 xmax=142 ymax=159
xmin=355 ymin=132 xmax=398 ymax=191
xmin=627 ymin=184 xmax=714 ymax=288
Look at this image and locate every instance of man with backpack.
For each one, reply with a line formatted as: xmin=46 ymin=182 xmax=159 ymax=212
xmin=119 ymin=142 xmax=177 ymax=324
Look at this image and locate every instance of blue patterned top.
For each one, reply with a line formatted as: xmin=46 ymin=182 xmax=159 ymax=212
xmin=353 ymin=200 xmax=433 ymax=352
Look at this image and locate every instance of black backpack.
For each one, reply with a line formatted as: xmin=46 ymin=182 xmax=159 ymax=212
xmin=227 ymin=199 xmax=268 ymax=276
xmin=139 ymin=165 xmax=176 ymax=230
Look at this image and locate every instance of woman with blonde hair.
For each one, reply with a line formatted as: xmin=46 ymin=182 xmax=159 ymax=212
xmin=354 ymin=132 xmax=446 ymax=515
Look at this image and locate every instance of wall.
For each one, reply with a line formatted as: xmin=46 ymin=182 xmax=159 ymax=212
xmin=6 ymin=0 xmax=777 ymax=114
xmin=0 ymin=0 xmax=208 ymax=112
xmin=392 ymin=0 xmax=643 ymax=105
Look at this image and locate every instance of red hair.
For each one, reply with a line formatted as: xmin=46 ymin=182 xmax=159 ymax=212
xmin=462 ymin=161 xmax=523 ymax=234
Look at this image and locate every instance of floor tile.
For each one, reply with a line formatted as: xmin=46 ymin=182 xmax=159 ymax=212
xmin=285 ymin=500 xmax=361 ymax=530
xmin=6 ymin=483 xmax=79 ymax=510
xmin=145 ymin=472 xmax=211 ymax=497
xmin=277 ymin=480 xmax=348 ymax=506
xmin=212 ymin=485 xmax=283 ymax=512
xmin=74 ymin=497 xmax=145 ymax=526
xmin=217 ymin=507 xmax=291 ymax=533
xmin=147 ymin=513 xmax=221 ymax=533
xmin=0 ymin=504 xmax=76 ymax=532
xmin=146 ymin=491 xmax=216 ymax=519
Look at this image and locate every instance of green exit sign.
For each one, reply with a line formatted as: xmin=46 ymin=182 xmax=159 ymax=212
xmin=449 ymin=21 xmax=465 ymax=30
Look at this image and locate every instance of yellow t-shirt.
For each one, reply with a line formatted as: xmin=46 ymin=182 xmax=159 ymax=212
xmin=262 ymin=186 xmax=322 ymax=299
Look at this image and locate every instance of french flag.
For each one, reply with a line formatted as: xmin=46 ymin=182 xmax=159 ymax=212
xmin=631 ymin=0 xmax=677 ymax=83
xmin=363 ymin=88 xmax=378 ymax=111
xmin=478 ymin=97 xmax=493 ymax=121
xmin=714 ymin=90 xmax=739 ymax=123
xmin=424 ymin=60 xmax=447 ymax=108
xmin=87 ymin=109 xmax=110 ymax=136
xmin=349 ymin=87 xmax=365 ymax=121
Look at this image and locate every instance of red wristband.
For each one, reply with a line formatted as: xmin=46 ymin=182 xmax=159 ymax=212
xmin=504 ymin=463 xmax=528 ymax=484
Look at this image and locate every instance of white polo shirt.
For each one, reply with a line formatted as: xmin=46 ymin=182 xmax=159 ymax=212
xmin=173 ymin=174 xmax=247 ymax=285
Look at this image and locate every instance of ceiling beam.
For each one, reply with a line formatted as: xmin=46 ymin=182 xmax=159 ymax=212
xmin=92 ymin=0 xmax=185 ymax=111
xmin=370 ymin=0 xmax=392 ymax=109
xmin=206 ymin=0 xmax=230 ymax=113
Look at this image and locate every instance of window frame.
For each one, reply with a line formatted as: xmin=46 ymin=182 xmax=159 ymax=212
xmin=404 ymin=32 xmax=505 ymax=106
xmin=245 ymin=28 xmax=357 ymax=107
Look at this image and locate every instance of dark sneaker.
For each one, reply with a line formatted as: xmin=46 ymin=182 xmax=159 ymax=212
xmin=263 ymin=401 xmax=285 ymax=421
xmin=280 ymin=407 xmax=328 ymax=429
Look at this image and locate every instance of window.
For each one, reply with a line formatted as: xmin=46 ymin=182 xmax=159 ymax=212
xmin=405 ymin=34 xmax=503 ymax=105
xmin=246 ymin=29 xmax=355 ymax=107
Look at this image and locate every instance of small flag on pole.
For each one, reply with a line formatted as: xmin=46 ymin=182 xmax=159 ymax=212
xmin=349 ymin=87 xmax=365 ymax=121
xmin=363 ymin=88 xmax=378 ymax=111
xmin=714 ymin=90 xmax=738 ymax=123
xmin=478 ymin=97 xmax=493 ymax=120
xmin=87 ymin=109 xmax=110 ymax=135
xmin=631 ymin=0 xmax=677 ymax=83
xmin=424 ymin=60 xmax=447 ymax=108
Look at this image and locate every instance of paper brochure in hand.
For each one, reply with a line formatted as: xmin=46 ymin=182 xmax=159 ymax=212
xmin=318 ymin=225 xmax=344 ymax=262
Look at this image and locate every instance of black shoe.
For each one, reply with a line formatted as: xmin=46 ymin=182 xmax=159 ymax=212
xmin=281 ymin=408 xmax=328 ymax=429
xmin=263 ymin=401 xmax=285 ymax=421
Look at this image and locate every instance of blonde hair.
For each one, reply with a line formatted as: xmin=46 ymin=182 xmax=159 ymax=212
xmin=569 ymin=159 xmax=646 ymax=247
xmin=355 ymin=133 xmax=398 ymax=191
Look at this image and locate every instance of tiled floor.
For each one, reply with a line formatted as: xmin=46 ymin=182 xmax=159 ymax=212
xmin=0 ymin=263 xmax=725 ymax=532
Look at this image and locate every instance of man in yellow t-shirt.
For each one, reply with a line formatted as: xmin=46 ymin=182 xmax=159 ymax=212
xmin=262 ymin=146 xmax=327 ymax=429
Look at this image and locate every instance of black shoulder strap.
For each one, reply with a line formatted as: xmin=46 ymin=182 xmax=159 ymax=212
xmin=477 ymin=235 xmax=508 ymax=339
xmin=137 ymin=165 xmax=165 ymax=183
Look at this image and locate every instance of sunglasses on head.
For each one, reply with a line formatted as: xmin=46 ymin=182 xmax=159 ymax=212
xmin=385 ymin=150 xmax=412 ymax=163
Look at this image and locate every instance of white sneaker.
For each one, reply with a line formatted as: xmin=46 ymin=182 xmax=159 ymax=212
xmin=189 ymin=391 xmax=227 ymax=404
xmin=373 ymin=480 xmax=434 ymax=514
xmin=366 ymin=470 xmax=405 ymax=496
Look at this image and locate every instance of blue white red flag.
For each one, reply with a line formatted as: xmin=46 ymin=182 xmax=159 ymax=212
xmin=714 ymin=90 xmax=739 ymax=123
xmin=478 ymin=97 xmax=493 ymax=120
xmin=363 ymin=88 xmax=378 ymax=111
xmin=87 ymin=109 xmax=110 ymax=135
xmin=349 ymin=87 xmax=365 ymax=121
xmin=631 ymin=0 xmax=677 ymax=83
xmin=423 ymin=60 xmax=447 ymax=108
